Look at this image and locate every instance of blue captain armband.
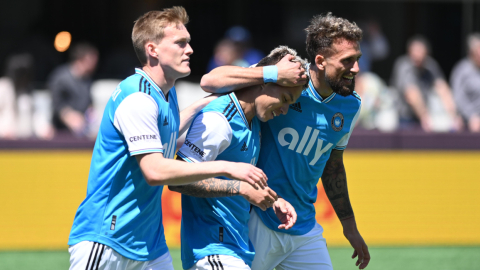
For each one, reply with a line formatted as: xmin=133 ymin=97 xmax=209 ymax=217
xmin=263 ymin=65 xmax=278 ymax=83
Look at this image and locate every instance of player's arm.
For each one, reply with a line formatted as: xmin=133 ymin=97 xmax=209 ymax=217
xmin=200 ymin=54 xmax=307 ymax=93
xmin=321 ymin=149 xmax=370 ymax=269
xmin=116 ymin=92 xmax=267 ymax=188
xmin=168 ymin=156 xmax=277 ymax=211
xmin=136 ymin=153 xmax=266 ymax=188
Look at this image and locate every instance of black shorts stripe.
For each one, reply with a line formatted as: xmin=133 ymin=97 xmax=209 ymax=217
xmin=211 ymin=255 xmax=220 ymax=270
xmin=94 ymin=244 xmax=106 ymax=270
xmin=207 ymin=255 xmax=216 ymax=270
xmin=89 ymin=243 xmax=101 ymax=270
xmin=216 ymin=254 xmax=224 ymax=270
xmin=85 ymin=242 xmax=97 ymax=270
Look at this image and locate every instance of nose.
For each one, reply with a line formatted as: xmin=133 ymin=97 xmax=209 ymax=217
xmin=351 ymin=60 xmax=360 ymax=74
xmin=186 ymin=43 xmax=193 ymax=56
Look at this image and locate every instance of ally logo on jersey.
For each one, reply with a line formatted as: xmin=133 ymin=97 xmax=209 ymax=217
xmin=278 ymin=126 xmax=334 ymax=166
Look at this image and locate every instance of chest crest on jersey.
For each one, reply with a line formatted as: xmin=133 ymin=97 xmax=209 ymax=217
xmin=331 ymin=112 xmax=344 ymax=132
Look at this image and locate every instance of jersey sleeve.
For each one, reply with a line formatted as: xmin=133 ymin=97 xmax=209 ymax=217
xmin=335 ymin=104 xmax=362 ymax=151
xmin=177 ymin=111 xmax=232 ymax=163
xmin=113 ymin=92 xmax=164 ymax=156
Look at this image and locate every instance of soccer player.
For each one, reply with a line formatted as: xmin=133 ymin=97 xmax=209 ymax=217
xmin=169 ymin=46 xmax=308 ymax=270
xmin=201 ymin=13 xmax=371 ymax=270
xmin=67 ymin=7 xmax=270 ymax=270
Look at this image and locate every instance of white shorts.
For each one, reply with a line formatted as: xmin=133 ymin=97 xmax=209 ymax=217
xmin=188 ymin=255 xmax=251 ymax=270
xmin=248 ymin=210 xmax=333 ymax=270
xmin=69 ymin=241 xmax=174 ymax=270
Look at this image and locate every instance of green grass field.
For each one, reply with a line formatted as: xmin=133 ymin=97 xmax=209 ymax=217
xmin=1 ymin=246 xmax=479 ymax=270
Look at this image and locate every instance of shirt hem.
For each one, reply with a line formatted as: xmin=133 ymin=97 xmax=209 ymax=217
xmin=68 ymin=234 xmax=168 ymax=261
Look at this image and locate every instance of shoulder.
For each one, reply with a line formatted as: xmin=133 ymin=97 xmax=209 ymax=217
xmin=393 ymin=55 xmax=411 ymax=68
xmin=332 ymin=92 xmax=361 ymax=110
xmin=118 ymin=73 xmax=143 ymax=95
xmin=452 ymin=58 xmax=472 ymax=74
xmin=47 ymin=64 xmax=71 ymax=83
xmin=196 ymin=111 xmax=230 ymax=126
xmin=201 ymin=94 xmax=233 ymax=114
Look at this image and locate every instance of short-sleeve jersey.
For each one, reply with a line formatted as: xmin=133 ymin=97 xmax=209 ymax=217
xmin=68 ymin=68 xmax=180 ymax=261
xmin=254 ymin=76 xmax=361 ymax=236
xmin=177 ymin=92 xmax=261 ymax=269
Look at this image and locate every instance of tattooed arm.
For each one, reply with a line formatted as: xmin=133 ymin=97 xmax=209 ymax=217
xmin=321 ymin=149 xmax=371 ymax=269
xmin=168 ymin=178 xmax=241 ymax=198
xmin=168 ymin=157 xmax=278 ymax=210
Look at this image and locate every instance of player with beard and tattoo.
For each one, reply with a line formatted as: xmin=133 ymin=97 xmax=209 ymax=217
xmin=200 ymin=12 xmax=370 ymax=270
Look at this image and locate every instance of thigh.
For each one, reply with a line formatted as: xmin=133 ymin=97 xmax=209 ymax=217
xmin=69 ymin=241 xmax=108 ymax=270
xmin=145 ymin=251 xmax=175 ymax=270
xmin=189 ymin=255 xmax=250 ymax=270
xmin=248 ymin=211 xmax=290 ymax=270
xmin=276 ymin=225 xmax=333 ymax=270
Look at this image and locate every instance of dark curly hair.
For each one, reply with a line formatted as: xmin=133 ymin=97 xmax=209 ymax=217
xmin=305 ymin=12 xmax=363 ymax=64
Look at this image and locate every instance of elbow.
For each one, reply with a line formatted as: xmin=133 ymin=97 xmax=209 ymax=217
xmin=142 ymin=169 xmax=167 ymax=186
xmin=200 ymin=74 xmax=216 ymax=93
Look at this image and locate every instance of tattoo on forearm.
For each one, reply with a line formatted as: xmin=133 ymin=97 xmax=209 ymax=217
xmin=321 ymin=151 xmax=354 ymax=220
xmin=169 ymin=178 xmax=240 ymax=198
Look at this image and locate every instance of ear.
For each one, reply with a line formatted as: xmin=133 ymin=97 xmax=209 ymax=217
xmin=145 ymin=42 xmax=158 ymax=59
xmin=315 ymin=55 xmax=326 ymax=70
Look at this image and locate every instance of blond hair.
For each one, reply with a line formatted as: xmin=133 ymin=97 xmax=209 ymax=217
xmin=305 ymin=12 xmax=362 ymax=64
xmin=132 ymin=6 xmax=189 ymax=65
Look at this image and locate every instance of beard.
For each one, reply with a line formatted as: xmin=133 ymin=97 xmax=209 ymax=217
xmin=325 ymin=74 xmax=355 ymax=97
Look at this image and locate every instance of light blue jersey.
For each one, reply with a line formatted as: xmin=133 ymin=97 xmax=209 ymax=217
xmin=68 ymin=68 xmax=180 ymax=261
xmin=254 ymin=79 xmax=361 ymax=235
xmin=177 ymin=93 xmax=261 ymax=269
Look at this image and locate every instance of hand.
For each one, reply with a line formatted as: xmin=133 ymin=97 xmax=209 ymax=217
xmin=225 ymin=162 xmax=268 ymax=189
xmin=419 ymin=114 xmax=432 ymax=132
xmin=60 ymin=107 xmax=86 ymax=135
xmin=342 ymin=220 xmax=371 ymax=269
xmin=276 ymin=54 xmax=308 ymax=87
xmin=240 ymin=182 xmax=277 ymax=211
xmin=273 ymin=198 xmax=297 ymax=230
xmin=469 ymin=115 xmax=480 ymax=132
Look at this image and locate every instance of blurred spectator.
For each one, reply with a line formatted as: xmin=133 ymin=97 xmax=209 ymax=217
xmin=207 ymin=26 xmax=264 ymax=72
xmin=0 ymin=53 xmax=54 ymax=139
xmin=208 ymin=38 xmax=248 ymax=71
xmin=450 ymin=33 xmax=480 ymax=133
xmin=390 ymin=35 xmax=461 ymax=132
xmin=358 ymin=19 xmax=390 ymax=73
xmin=355 ymin=72 xmax=399 ymax=132
xmin=48 ymin=42 xmax=98 ymax=137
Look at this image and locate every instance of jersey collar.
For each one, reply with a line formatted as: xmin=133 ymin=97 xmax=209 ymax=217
xmin=228 ymin=92 xmax=251 ymax=130
xmin=306 ymin=64 xmax=336 ymax=104
xmin=135 ymin=68 xmax=167 ymax=101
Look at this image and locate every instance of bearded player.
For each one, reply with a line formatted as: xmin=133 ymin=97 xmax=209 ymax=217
xmin=201 ymin=12 xmax=371 ymax=270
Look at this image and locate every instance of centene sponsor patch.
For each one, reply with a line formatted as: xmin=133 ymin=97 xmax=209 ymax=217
xmin=129 ymin=134 xmax=158 ymax=142
xmin=184 ymin=139 xmax=206 ymax=158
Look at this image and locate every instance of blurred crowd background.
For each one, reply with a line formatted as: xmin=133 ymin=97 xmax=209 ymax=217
xmin=1 ymin=0 xmax=480 ymax=141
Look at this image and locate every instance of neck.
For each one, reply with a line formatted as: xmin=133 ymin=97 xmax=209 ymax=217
xmin=309 ymin=65 xmax=333 ymax=99
xmin=142 ymin=64 xmax=175 ymax=95
xmin=235 ymin=86 xmax=260 ymax=124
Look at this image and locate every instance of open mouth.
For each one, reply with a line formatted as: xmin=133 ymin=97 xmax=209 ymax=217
xmin=342 ymin=75 xmax=354 ymax=84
